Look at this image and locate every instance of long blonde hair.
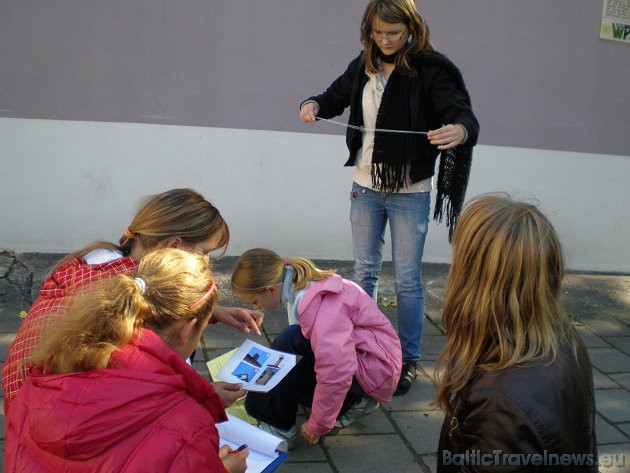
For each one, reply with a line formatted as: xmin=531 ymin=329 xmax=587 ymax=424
xmin=56 ymin=188 xmax=229 ymax=267
xmin=231 ymin=248 xmax=336 ymax=296
xmin=361 ymin=0 xmax=435 ymax=76
xmin=31 ymin=248 xmax=217 ymax=374
xmin=434 ymin=194 xmax=575 ymax=414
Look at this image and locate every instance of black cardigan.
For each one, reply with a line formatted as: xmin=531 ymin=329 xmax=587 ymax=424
xmin=306 ymin=50 xmax=480 ymax=236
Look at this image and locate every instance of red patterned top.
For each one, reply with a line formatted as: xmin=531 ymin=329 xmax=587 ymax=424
xmin=2 ymin=254 xmax=138 ymax=411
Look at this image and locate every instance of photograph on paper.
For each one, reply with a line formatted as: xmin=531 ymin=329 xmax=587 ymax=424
xmin=217 ymin=339 xmax=299 ymax=392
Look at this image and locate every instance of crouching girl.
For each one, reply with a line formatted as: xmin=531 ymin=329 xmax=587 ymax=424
xmin=231 ymin=249 xmax=402 ymax=448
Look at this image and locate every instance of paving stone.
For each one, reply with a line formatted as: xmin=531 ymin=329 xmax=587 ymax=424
xmin=421 ymin=453 xmax=438 ymax=473
xmin=592 ymin=368 xmax=623 ymax=389
xmin=575 ymin=325 xmax=613 ymax=348
xmin=597 ymin=414 xmax=630 ymax=445
xmin=333 ymin=406 xmax=395 ymax=435
xmin=418 ymin=359 xmax=444 ymax=383
xmin=423 ymin=320 xmax=444 ymax=337
xmin=0 ymin=332 xmax=19 ymax=363
xmin=610 ymin=373 xmax=630 ymax=391
xmin=323 ymin=433 xmax=421 ymax=473
xmin=595 ymin=389 xmax=630 ymax=423
xmin=562 ymin=273 xmax=630 ymax=319
xmin=421 ymin=335 xmax=446 ymax=361
xmin=202 ymin=324 xmax=253 ymax=351
xmin=604 ymin=337 xmax=630 ymax=357
xmin=580 ymin=315 xmax=630 ymax=338
xmin=589 ymin=348 xmax=630 ymax=374
xmin=391 ymin=408 xmax=444 ymax=455
xmin=277 ymin=461 xmax=332 ymax=473
xmin=596 ymin=443 xmax=630 ymax=473
xmin=0 ymin=307 xmax=25 ymax=332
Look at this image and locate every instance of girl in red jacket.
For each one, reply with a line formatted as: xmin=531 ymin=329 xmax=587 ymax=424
xmin=231 ymin=249 xmax=402 ymax=449
xmin=5 ymin=248 xmax=248 ymax=473
xmin=2 ymin=188 xmax=263 ymax=411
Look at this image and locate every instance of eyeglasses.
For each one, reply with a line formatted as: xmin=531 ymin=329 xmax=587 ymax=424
xmin=370 ymin=27 xmax=408 ymax=42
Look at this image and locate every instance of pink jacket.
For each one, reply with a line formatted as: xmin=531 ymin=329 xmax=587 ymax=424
xmin=298 ymin=275 xmax=402 ymax=436
xmin=5 ymin=329 xmax=228 ymax=473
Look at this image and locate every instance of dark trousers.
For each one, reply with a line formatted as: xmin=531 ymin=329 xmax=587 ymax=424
xmin=245 ymin=324 xmax=366 ymax=431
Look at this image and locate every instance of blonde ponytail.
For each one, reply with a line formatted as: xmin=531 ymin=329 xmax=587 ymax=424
xmin=31 ymin=248 xmax=217 ymax=374
xmin=231 ymin=249 xmax=335 ymax=296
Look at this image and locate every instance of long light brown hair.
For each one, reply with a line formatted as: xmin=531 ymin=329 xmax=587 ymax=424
xmin=55 ymin=188 xmax=229 ymax=267
xmin=31 ymin=248 xmax=217 ymax=373
xmin=434 ymin=194 xmax=576 ymax=414
xmin=231 ymin=248 xmax=335 ymax=297
xmin=361 ymin=0 xmax=435 ymax=76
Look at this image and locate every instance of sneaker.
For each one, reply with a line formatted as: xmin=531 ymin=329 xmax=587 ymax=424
xmin=334 ymin=396 xmax=380 ymax=429
xmin=394 ymin=361 xmax=417 ymax=396
xmin=256 ymin=421 xmax=299 ymax=450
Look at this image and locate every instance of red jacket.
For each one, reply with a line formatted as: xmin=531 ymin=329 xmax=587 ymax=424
xmin=5 ymin=329 xmax=229 ymax=473
xmin=2 ymin=254 xmax=138 ymax=410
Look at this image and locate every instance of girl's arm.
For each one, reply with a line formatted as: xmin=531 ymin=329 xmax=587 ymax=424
xmin=427 ymin=66 xmax=479 ymax=147
xmin=300 ymin=53 xmax=362 ymax=119
xmin=212 ymin=305 xmax=264 ymax=336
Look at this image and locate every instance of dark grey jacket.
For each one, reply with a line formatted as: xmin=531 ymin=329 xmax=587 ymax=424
xmin=437 ymin=332 xmax=597 ymax=472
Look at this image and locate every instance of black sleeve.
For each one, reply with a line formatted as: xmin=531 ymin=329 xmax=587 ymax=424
xmin=427 ymin=66 xmax=480 ymax=146
xmin=300 ymin=53 xmax=362 ymax=119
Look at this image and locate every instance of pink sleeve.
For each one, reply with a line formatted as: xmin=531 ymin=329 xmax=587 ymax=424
xmin=304 ymin=296 xmax=357 ymax=437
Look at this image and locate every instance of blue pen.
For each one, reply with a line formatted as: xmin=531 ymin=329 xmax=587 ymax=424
xmin=230 ymin=444 xmax=248 ymax=454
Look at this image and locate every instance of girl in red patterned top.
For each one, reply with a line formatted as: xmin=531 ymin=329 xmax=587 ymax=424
xmin=2 ymin=188 xmax=263 ymax=412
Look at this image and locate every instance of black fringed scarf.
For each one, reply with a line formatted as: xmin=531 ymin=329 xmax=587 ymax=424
xmin=370 ymin=51 xmax=475 ymax=240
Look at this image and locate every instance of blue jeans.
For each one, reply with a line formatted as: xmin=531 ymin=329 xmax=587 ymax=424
xmin=350 ymin=182 xmax=429 ymax=363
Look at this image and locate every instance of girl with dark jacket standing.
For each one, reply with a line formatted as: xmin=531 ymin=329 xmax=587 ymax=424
xmin=299 ymin=0 xmax=479 ymax=394
xmin=434 ymin=195 xmax=597 ymax=473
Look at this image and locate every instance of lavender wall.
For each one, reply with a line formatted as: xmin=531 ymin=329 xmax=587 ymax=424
xmin=1 ymin=0 xmax=628 ymax=156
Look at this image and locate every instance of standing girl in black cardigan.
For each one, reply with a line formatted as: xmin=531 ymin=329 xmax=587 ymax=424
xmin=299 ymin=0 xmax=479 ymax=395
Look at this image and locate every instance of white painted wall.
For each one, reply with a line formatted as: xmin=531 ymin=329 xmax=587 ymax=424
xmin=1 ymin=117 xmax=629 ymax=273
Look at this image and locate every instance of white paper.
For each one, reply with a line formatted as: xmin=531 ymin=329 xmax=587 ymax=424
xmin=217 ymin=414 xmax=287 ymax=473
xmin=216 ymin=339 xmax=298 ymax=392
xmin=600 ymin=0 xmax=630 ymax=43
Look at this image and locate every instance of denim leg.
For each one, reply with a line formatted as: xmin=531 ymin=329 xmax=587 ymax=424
xmin=386 ymin=191 xmax=430 ymax=363
xmin=245 ymin=325 xmax=316 ymax=430
xmin=350 ymin=183 xmax=387 ymax=300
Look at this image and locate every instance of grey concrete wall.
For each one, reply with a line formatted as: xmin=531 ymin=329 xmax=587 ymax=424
xmin=1 ymin=0 xmax=629 ymax=156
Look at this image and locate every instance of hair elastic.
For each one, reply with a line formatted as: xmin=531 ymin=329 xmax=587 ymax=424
xmin=134 ymin=277 xmax=147 ymax=294
xmin=189 ymin=279 xmax=217 ymax=310
xmin=284 ymin=258 xmax=289 ymax=266
xmin=124 ymin=227 xmax=136 ymax=239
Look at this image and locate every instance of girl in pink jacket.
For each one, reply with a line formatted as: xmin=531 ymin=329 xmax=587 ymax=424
xmin=231 ymin=248 xmax=402 ymax=448
xmin=5 ymin=249 xmax=248 ymax=473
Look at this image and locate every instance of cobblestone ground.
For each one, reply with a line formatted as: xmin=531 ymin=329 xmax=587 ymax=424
xmin=1 ymin=251 xmax=629 ymax=472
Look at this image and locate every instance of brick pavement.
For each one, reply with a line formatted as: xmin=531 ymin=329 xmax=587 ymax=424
xmin=1 ymin=252 xmax=629 ymax=472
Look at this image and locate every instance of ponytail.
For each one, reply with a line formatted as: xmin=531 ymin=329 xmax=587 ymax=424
xmin=284 ymin=257 xmax=336 ymax=290
xmin=32 ymin=276 xmax=146 ymax=373
xmin=231 ymin=249 xmax=335 ymax=296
